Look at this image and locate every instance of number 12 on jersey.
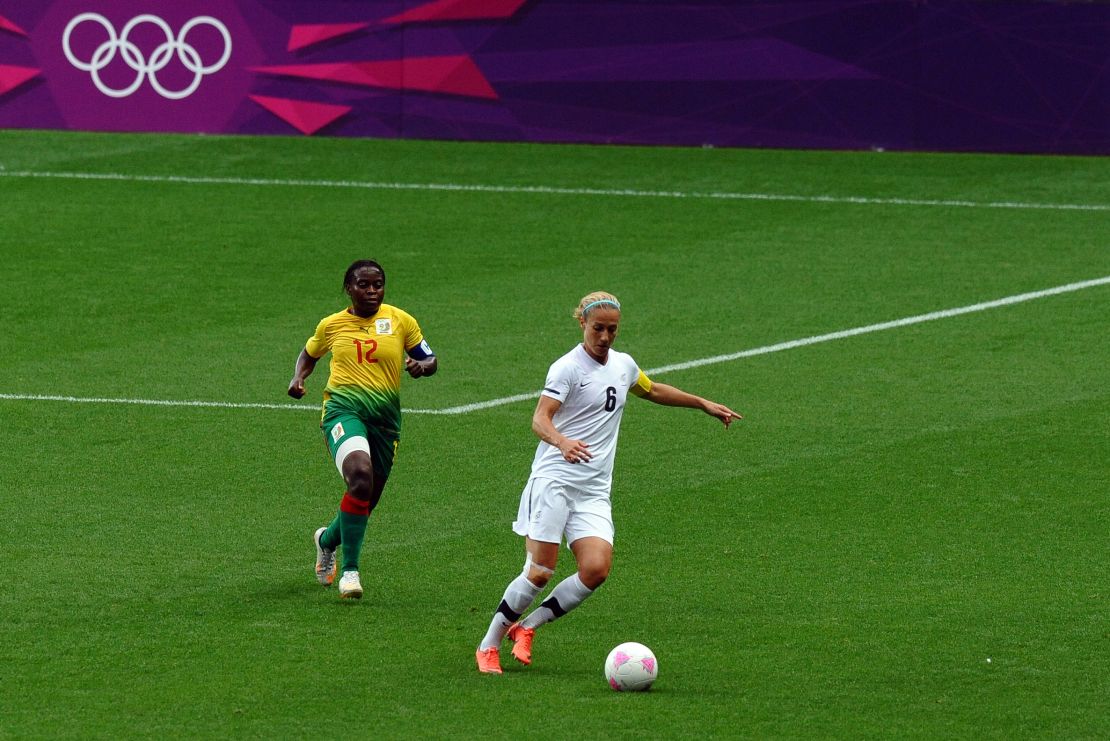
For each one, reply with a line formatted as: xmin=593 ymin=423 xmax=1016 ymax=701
xmin=354 ymin=338 xmax=378 ymax=364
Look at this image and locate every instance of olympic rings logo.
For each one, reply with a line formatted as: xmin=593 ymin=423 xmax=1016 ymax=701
xmin=62 ymin=13 xmax=232 ymax=100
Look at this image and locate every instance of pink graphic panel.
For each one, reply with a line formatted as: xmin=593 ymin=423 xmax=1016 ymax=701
xmin=287 ymin=22 xmax=371 ymax=53
xmin=0 ymin=13 xmax=27 ymax=36
xmin=249 ymin=94 xmax=351 ymax=135
xmin=0 ymin=65 xmax=39 ymax=95
xmin=253 ymin=56 xmax=497 ymax=99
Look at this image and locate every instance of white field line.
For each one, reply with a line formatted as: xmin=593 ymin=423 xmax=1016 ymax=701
xmin=3 ymin=276 xmax=1107 ymax=416
xmin=2 ymin=169 xmax=1108 ymax=212
xmin=0 ymin=394 xmax=316 ymax=411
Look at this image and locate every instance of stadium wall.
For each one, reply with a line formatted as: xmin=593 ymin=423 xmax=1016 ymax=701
xmin=0 ymin=0 xmax=1106 ymax=154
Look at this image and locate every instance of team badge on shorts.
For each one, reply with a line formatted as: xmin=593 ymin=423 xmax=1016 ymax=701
xmin=375 ymin=318 xmax=393 ymax=335
xmin=331 ymin=422 xmax=345 ymax=442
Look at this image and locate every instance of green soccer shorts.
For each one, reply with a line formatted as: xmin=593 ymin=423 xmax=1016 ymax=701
xmin=321 ymin=409 xmax=399 ymax=482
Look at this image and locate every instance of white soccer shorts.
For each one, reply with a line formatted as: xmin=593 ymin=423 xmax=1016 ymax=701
xmin=512 ymin=476 xmax=614 ymax=546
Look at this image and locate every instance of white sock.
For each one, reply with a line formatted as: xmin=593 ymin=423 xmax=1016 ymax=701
xmin=521 ymin=573 xmax=594 ymax=629
xmin=479 ymin=574 xmax=542 ymax=650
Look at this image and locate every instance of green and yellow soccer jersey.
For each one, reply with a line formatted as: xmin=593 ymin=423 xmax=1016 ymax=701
xmin=305 ymin=304 xmax=425 ymax=430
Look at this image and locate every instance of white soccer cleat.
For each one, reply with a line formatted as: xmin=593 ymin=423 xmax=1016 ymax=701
xmin=314 ymin=527 xmax=337 ymax=586
xmin=338 ymin=570 xmax=363 ymax=599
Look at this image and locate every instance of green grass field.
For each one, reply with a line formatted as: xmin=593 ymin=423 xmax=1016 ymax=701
xmin=1 ymin=129 xmax=1107 ymax=738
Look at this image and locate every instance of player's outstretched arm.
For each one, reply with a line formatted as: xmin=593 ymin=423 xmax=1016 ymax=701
xmin=642 ymin=382 xmax=743 ymax=428
xmin=288 ymin=348 xmax=319 ymax=399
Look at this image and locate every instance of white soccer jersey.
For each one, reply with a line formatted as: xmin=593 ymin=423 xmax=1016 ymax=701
xmin=529 ymin=344 xmax=652 ymax=494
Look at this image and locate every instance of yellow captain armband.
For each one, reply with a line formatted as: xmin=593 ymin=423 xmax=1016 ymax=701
xmin=630 ymin=369 xmax=653 ymax=397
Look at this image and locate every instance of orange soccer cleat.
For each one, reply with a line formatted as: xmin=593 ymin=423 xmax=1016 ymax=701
xmin=475 ymin=647 xmax=503 ymax=675
xmin=506 ymin=623 xmax=535 ymax=666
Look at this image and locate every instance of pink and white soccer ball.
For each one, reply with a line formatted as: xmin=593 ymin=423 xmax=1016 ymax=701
xmin=604 ymin=642 xmax=658 ymax=691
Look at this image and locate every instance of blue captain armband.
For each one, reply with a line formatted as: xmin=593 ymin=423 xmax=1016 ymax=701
xmin=407 ymin=339 xmax=435 ymax=360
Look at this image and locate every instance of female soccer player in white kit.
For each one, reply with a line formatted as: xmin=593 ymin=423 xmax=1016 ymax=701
xmin=476 ymin=291 xmax=742 ymax=674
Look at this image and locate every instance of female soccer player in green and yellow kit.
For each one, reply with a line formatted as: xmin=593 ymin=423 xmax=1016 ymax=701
xmin=288 ymin=259 xmax=438 ymax=599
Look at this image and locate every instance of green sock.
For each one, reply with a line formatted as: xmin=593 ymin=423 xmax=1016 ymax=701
xmin=339 ymin=510 xmax=369 ymax=572
xmin=321 ymin=513 xmax=342 ymax=550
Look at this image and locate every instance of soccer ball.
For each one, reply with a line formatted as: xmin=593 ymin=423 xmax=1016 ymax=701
xmin=604 ymin=642 xmax=658 ymax=691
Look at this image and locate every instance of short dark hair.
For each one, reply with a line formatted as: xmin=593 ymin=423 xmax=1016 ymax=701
xmin=343 ymin=259 xmax=385 ymax=291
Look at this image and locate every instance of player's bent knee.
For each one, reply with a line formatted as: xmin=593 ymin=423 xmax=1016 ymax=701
xmin=580 ymin=565 xmax=609 ymax=589
xmin=340 ymin=454 xmax=375 ymax=502
xmin=346 ymin=468 xmax=374 ymax=500
xmin=524 ymin=554 xmax=554 ymax=588
xmin=527 ymin=566 xmax=553 ymax=588
xmin=581 ymin=573 xmax=607 ymax=590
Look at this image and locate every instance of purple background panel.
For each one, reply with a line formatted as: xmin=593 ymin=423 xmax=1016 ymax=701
xmin=0 ymin=0 xmax=1107 ymax=153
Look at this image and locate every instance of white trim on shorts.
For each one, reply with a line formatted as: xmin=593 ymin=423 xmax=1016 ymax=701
xmin=512 ymin=476 xmax=614 ymax=546
xmin=334 ymin=435 xmax=371 ymax=474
